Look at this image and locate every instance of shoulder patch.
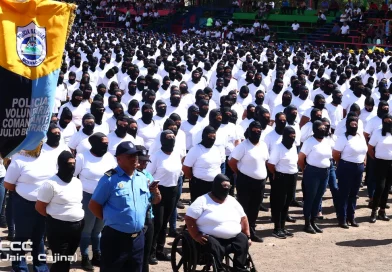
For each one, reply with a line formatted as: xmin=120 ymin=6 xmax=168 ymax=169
xmin=104 ymin=169 xmax=117 ymax=177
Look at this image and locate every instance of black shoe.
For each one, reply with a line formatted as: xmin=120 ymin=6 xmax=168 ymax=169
xmin=348 ymin=219 xmax=359 ymax=227
xmin=250 ymin=235 xmax=263 ymax=243
xmin=315 ymin=215 xmax=324 ymax=220
xmin=176 ymin=200 xmax=185 ymax=209
xmin=259 ymin=204 xmax=269 ymax=212
xmin=81 ymin=255 xmax=94 ymax=271
xmin=304 ymin=223 xmax=316 ymax=234
xmin=368 ymin=200 xmax=373 ymax=209
xmin=290 ymin=200 xmax=303 ymax=208
xmin=91 ymin=251 xmax=101 ymax=266
xmin=168 ymin=230 xmax=180 ymax=238
xmin=378 ymin=211 xmax=390 ymax=221
xmin=282 ymin=229 xmax=294 ymax=237
xmin=370 ymin=210 xmax=377 ymax=223
xmin=338 ymin=222 xmax=349 ymax=229
xmin=272 ymin=229 xmax=286 ymax=239
xmin=177 ymin=214 xmax=184 ymax=222
xmin=149 ymin=257 xmax=158 ymax=265
xmin=156 ymin=252 xmax=171 ymax=261
xmin=286 ymin=216 xmax=296 ymax=223
xmin=310 ymin=219 xmax=323 ymax=233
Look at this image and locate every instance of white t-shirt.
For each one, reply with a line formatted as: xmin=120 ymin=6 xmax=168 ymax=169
xmin=181 ymin=121 xmax=202 ymax=150
xmin=58 ymin=102 xmax=87 ymax=128
xmin=369 ymin=129 xmax=392 ymax=160
xmin=334 ymin=134 xmax=367 ymax=163
xmin=136 ymin=119 xmax=161 ymax=150
xmin=146 ymin=150 xmax=182 ymax=187
xmin=292 ymin=23 xmax=300 ymax=31
xmin=341 ymin=25 xmax=350 ymax=34
xmin=183 ymin=144 xmax=222 ymax=182
xmin=59 ymin=122 xmax=77 ymax=145
xmin=269 ymin=143 xmax=298 ymax=174
xmin=263 ymin=129 xmax=283 ymax=154
xmin=364 ymin=115 xmax=382 ymax=137
xmin=74 ymin=151 xmax=116 ymax=194
xmin=186 ymin=194 xmax=245 ymax=239
xmin=193 ymin=127 xmax=228 ymax=163
xmin=334 ymin=118 xmax=364 ymax=137
xmin=68 ymin=130 xmax=91 ymax=152
xmin=300 ymin=137 xmax=332 ymax=168
xmin=325 ymin=104 xmax=343 ymax=130
xmin=37 ymin=175 xmax=84 ymax=222
xmin=230 ymin=139 xmax=269 ymax=180
xmin=107 ymin=132 xmax=133 ymax=156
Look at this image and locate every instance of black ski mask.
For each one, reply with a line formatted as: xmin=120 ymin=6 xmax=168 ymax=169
xmin=209 ymin=109 xmax=222 ymax=130
xmin=141 ymin=104 xmax=154 ymax=124
xmin=82 ymin=113 xmax=95 ymax=136
xmin=274 ymin=113 xmax=286 ymax=135
xmin=160 ymin=130 xmax=176 ymax=153
xmin=377 ymin=100 xmax=389 ymax=119
xmin=187 ymin=105 xmax=199 ymax=125
xmin=345 ymin=117 xmax=358 ymax=137
xmin=313 ymin=120 xmax=325 ymax=139
xmin=211 ymin=174 xmax=231 ymax=201
xmin=115 ymin=115 xmax=130 ymax=138
xmin=90 ymin=101 xmax=105 ymax=125
xmin=310 ymin=108 xmax=322 ymax=123
xmin=46 ymin=124 xmax=61 ymax=148
xmin=89 ymin=132 xmax=108 ymax=157
xmin=282 ymin=126 xmax=296 ymax=149
xmin=246 ymin=121 xmax=262 ymax=144
xmin=56 ymin=151 xmax=75 ymax=183
xmin=198 ymin=99 xmax=209 ymax=118
xmin=284 ymin=104 xmax=297 ymax=126
xmin=155 ymin=100 xmax=167 ymax=118
xmin=71 ymin=90 xmax=83 ymax=107
xmin=58 ymin=107 xmax=72 ymax=129
xmin=382 ymin=114 xmax=392 ymax=136
xmin=200 ymin=126 xmax=216 ymax=148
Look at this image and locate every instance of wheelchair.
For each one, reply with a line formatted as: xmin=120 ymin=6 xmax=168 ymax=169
xmin=171 ymin=230 xmax=257 ymax=272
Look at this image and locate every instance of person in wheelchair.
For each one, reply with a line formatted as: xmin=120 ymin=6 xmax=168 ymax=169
xmin=185 ymin=174 xmax=251 ymax=272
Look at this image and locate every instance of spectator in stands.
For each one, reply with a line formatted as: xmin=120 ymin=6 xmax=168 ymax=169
xmin=375 ymin=25 xmax=385 ymax=44
xmin=330 ymin=22 xmax=340 ymax=39
xmin=369 ymin=2 xmax=379 ymax=18
xmin=253 ymin=20 xmax=261 ymax=35
xmin=339 ymin=21 xmax=350 ymax=41
xmin=366 ymin=24 xmax=376 ymax=43
xmin=339 ymin=12 xmax=349 ymax=25
xmin=297 ymin=0 xmax=306 ymax=15
xmin=292 ymin=20 xmax=300 ymax=34
xmin=317 ymin=11 xmax=327 ymax=26
xmin=320 ymin=0 xmax=329 ymax=14
xmin=281 ymin=0 xmax=290 ymax=14
xmin=258 ymin=2 xmax=267 ymax=19
xmin=329 ymin=0 xmax=339 ymax=16
xmin=359 ymin=11 xmax=366 ymax=24
xmin=261 ymin=21 xmax=269 ymax=35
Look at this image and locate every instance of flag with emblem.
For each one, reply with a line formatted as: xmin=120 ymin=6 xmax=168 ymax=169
xmin=0 ymin=0 xmax=76 ymax=158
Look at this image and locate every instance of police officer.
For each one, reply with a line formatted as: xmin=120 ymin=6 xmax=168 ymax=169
xmin=89 ymin=141 xmax=161 ymax=272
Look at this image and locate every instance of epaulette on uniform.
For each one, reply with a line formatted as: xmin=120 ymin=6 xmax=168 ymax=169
xmin=105 ymin=169 xmax=117 ymax=177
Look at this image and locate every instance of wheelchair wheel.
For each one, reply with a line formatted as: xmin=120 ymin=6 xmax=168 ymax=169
xmin=171 ymin=231 xmax=198 ymax=272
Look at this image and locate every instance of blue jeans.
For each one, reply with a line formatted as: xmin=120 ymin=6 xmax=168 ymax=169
xmin=336 ymin=160 xmax=364 ymax=222
xmin=366 ymin=155 xmax=376 ymax=199
xmin=318 ymin=161 xmax=339 ymax=216
xmin=169 ymin=176 xmax=183 ymax=231
xmin=12 ymin=193 xmax=48 ymax=272
xmin=80 ymin=191 xmax=104 ymax=256
xmin=303 ymin=165 xmax=329 ymax=219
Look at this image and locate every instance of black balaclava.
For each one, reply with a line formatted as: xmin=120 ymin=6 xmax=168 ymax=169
xmin=97 ymin=84 xmax=106 ymax=97
xmin=299 ymin=86 xmax=309 ymax=100
xmin=141 ymin=103 xmax=154 ymax=124
xmin=353 ymin=84 xmax=364 ymax=98
xmin=46 ymin=124 xmax=61 ymax=148
xmin=321 ymin=117 xmax=331 ymax=137
xmin=345 ymin=116 xmax=358 ymax=137
xmin=200 ymin=126 xmax=216 ymax=148
xmin=272 ymin=79 xmax=284 ymax=94
xmin=195 ymin=89 xmax=206 ymax=105
xmin=111 ymin=102 xmax=124 ymax=119
xmin=310 ymin=108 xmax=322 ymax=123
xmin=365 ymin=97 xmax=375 ymax=112
xmin=160 ymin=130 xmax=176 ymax=153
xmin=68 ymin=72 xmax=76 ymax=84
xmin=82 ymin=113 xmax=95 ymax=136
xmin=162 ymin=76 xmax=171 ymax=90
xmin=324 ymin=80 xmax=334 ymax=95
xmin=221 ymin=107 xmax=232 ymax=125
xmin=282 ymin=126 xmax=296 ymax=150
xmin=59 ymin=107 xmax=72 ymax=129
xmin=90 ymin=101 xmax=105 ymax=125
xmin=143 ymin=89 xmax=156 ymax=105
xmin=257 ymin=106 xmax=270 ymax=129
xmin=58 ymin=72 xmax=64 ymax=86
xmin=382 ymin=114 xmax=392 ymax=136
xmin=246 ymin=104 xmax=256 ymax=120
xmin=155 ymin=100 xmax=167 ymax=118
xmin=115 ymin=115 xmax=130 ymax=138
xmin=163 ymin=118 xmax=178 ymax=136
xmin=127 ymin=118 xmax=138 ymax=138
xmin=209 ymin=109 xmax=222 ymax=130
xmin=187 ymin=105 xmax=199 ymax=125
xmin=56 ymin=151 xmax=75 ymax=183
xmin=379 ymin=88 xmax=390 ymax=102
xmin=246 ymin=121 xmax=262 ymax=144
xmin=239 ymin=86 xmax=249 ymax=99
xmin=170 ymin=90 xmax=181 ymax=107
xmin=128 ymin=99 xmax=140 ymax=117
xmin=179 ymin=82 xmax=189 ymax=95
xmin=192 ymin=70 xmax=201 ymax=84
xmin=255 ymin=90 xmax=265 ymax=106
xmin=170 ymin=113 xmax=182 ymax=129
xmin=284 ymin=104 xmax=297 ymax=125
xmin=89 ymin=132 xmax=108 ymax=157
xmin=204 ymin=87 xmax=213 ymax=100
xmin=229 ymin=109 xmax=238 ymax=124
xmin=216 ymin=78 xmax=224 ymax=93
xmin=149 ymin=79 xmax=160 ymax=92
xmin=128 ymin=81 xmax=137 ymax=96
xmin=198 ymin=99 xmax=209 ymax=118
xmin=211 ymin=174 xmax=230 ymax=201
xmin=275 ymin=112 xmax=286 ymax=135
xmin=253 ymin=73 xmax=262 ymax=87
xmin=314 ymin=94 xmax=326 ymax=110
xmin=71 ymin=89 xmax=83 ymax=107
xmin=332 ymin=90 xmax=343 ymax=105
xmin=313 ymin=120 xmax=325 ymax=139
xmin=137 ymin=76 xmax=146 ymax=91
xmin=282 ymin=91 xmax=292 ymax=107
xmin=378 ymin=100 xmax=389 ymax=118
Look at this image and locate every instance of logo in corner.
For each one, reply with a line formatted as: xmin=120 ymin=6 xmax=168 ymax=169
xmin=16 ymin=22 xmax=47 ymax=67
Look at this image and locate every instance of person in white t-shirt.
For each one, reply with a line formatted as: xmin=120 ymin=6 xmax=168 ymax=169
xmin=185 ymin=174 xmax=250 ymax=272
xmin=291 ymin=20 xmax=300 ymax=32
xmin=332 ymin=117 xmax=366 ymax=228
xmin=368 ymin=114 xmax=392 ymax=223
xmin=36 ymin=151 xmax=84 ymax=272
xmin=267 ymin=126 xmax=298 ymax=239
xmin=298 ymin=120 xmax=332 ymax=234
xmin=68 ymin=113 xmax=96 ymax=155
xmin=228 ymin=121 xmax=268 ymax=243
xmin=57 ymin=107 xmax=78 ymax=145
xmin=74 ymin=132 xmax=116 ymax=270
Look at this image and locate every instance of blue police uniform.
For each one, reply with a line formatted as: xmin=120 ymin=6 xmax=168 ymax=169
xmin=92 ymin=165 xmax=150 ymax=272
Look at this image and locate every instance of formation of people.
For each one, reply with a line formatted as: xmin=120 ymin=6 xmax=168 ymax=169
xmin=2 ymin=25 xmax=392 ymax=272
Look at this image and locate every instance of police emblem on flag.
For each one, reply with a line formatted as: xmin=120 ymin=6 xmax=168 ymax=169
xmin=16 ymin=22 xmax=47 ymax=67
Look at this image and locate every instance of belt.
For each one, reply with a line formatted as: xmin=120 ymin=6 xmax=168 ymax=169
xmin=106 ymin=226 xmax=141 ymax=238
xmin=130 ymin=232 xmax=140 ymax=238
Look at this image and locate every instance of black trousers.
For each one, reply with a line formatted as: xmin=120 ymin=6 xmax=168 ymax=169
xmin=203 ymin=233 xmax=249 ymax=271
xmin=225 ymin=156 xmax=236 ymax=196
xmin=151 ymin=185 xmax=177 ymax=255
xmin=189 ymin=177 xmax=213 ymax=202
xmin=46 ymin=216 xmax=84 ymax=272
xmin=372 ymin=158 xmax=392 ymax=210
xmin=100 ymin=226 xmax=145 ymax=272
xmin=143 ymin=220 xmax=154 ymax=272
xmin=236 ymin=171 xmax=265 ymax=237
xmin=270 ymin=172 xmax=297 ymax=230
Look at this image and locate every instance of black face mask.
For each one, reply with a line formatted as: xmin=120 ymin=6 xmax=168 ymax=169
xmin=282 ymin=95 xmax=292 ymax=107
xmin=248 ymin=127 xmax=261 ymax=144
xmin=91 ymin=141 xmax=108 ymax=157
xmin=57 ymin=159 xmax=75 ymax=183
xmin=254 ymin=78 xmax=262 ymax=86
xmin=58 ymin=77 xmax=64 ymax=85
xmin=46 ymin=130 xmax=61 ymax=148
xmin=314 ymin=128 xmax=325 ymax=139
xmin=115 ymin=125 xmax=128 ymax=138
xmin=137 ymin=82 xmax=145 ymax=91
xmin=383 ymin=121 xmax=392 ymax=134
xmin=199 ymin=107 xmax=208 ymax=118
xmin=210 ymin=117 xmax=222 ymax=130
xmin=83 ymin=123 xmax=95 ymax=136
xmin=68 ymin=78 xmax=76 ymax=84
xmin=378 ymin=106 xmax=389 ymax=118
xmin=128 ymin=85 xmax=137 ymax=96
xmin=170 ymin=96 xmax=181 ymax=107
xmin=275 ymin=119 xmax=286 ymax=135
xmin=314 ymin=100 xmax=325 ymax=110
xmin=201 ymin=136 xmax=215 ymax=148
xmin=127 ymin=126 xmax=138 ymax=138
xmin=161 ymin=136 xmax=175 ymax=153
xmin=141 ymin=111 xmax=153 ymax=124
xmin=255 ymin=95 xmax=264 ymax=106
xmin=346 ymin=124 xmax=358 ymax=136
xmin=282 ymin=129 xmax=295 ymax=149
xmin=273 ymin=84 xmax=283 ymax=94
xmin=98 ymin=88 xmax=106 ymax=97
xmin=240 ymin=90 xmax=249 ymax=99
xmin=162 ymin=82 xmax=170 ymax=90
xmin=211 ymin=176 xmax=230 ymax=201
xmin=156 ymin=106 xmax=166 ymax=117
xmin=365 ymin=105 xmax=374 ymax=112
xmin=71 ymin=97 xmax=82 ymax=107
xmin=59 ymin=118 xmax=69 ymax=129
xmin=354 ymin=87 xmax=363 ymax=98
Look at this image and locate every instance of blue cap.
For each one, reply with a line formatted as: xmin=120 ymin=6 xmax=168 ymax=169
xmin=115 ymin=141 xmax=143 ymax=157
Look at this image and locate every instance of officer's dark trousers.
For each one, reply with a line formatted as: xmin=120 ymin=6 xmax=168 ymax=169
xmin=143 ymin=220 xmax=154 ymax=272
xmin=203 ymin=233 xmax=249 ymax=271
xmin=372 ymin=158 xmax=392 ymax=210
xmin=46 ymin=216 xmax=84 ymax=272
xmin=271 ymin=172 xmax=297 ymax=230
xmin=189 ymin=177 xmax=213 ymax=202
xmin=236 ymin=171 xmax=265 ymax=237
xmin=100 ymin=226 xmax=145 ymax=272
xmin=152 ymin=185 xmax=177 ymax=255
